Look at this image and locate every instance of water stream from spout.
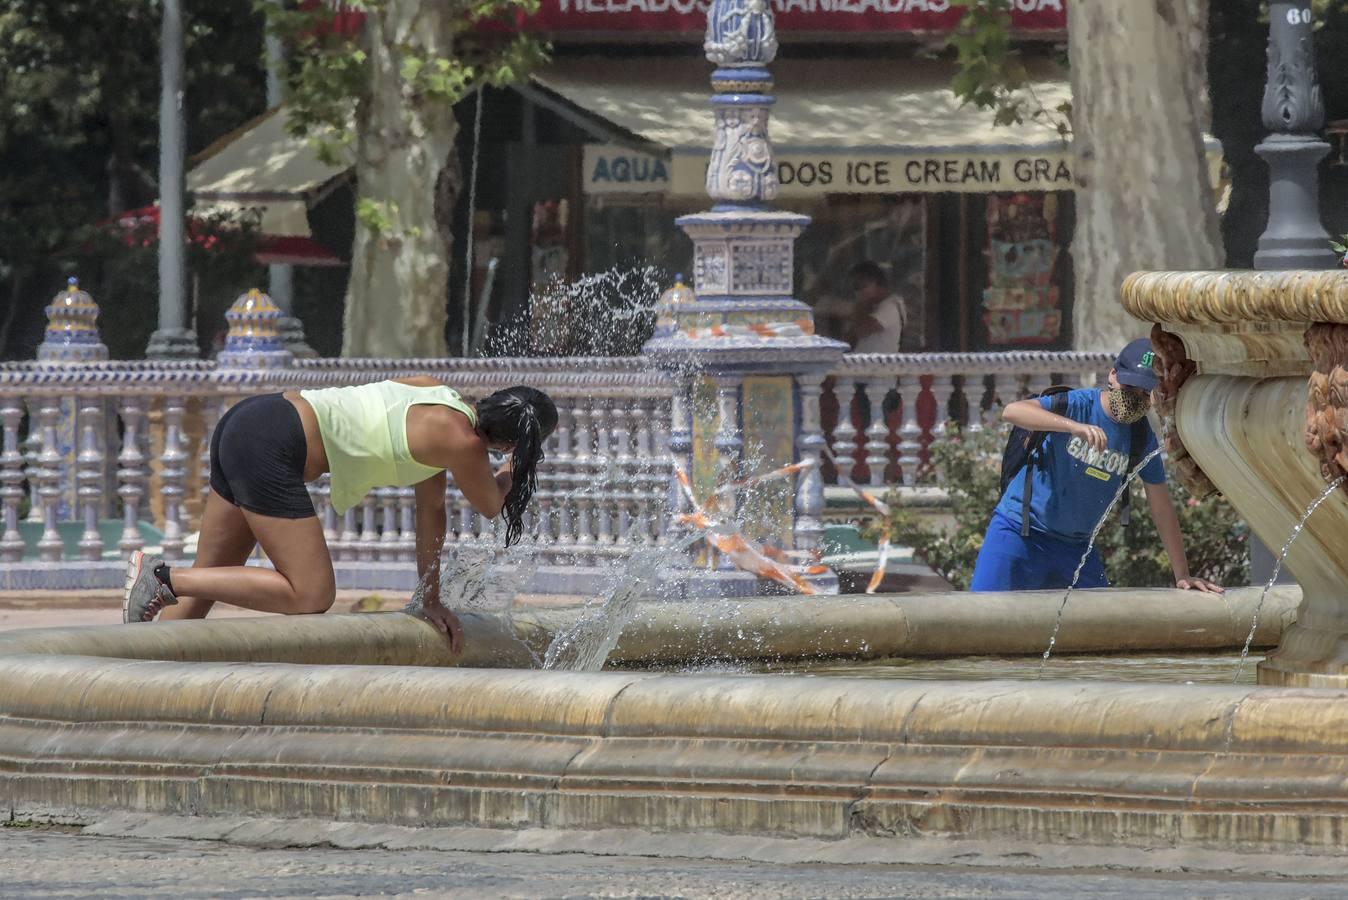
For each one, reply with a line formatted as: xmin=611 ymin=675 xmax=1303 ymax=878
xmin=543 ymin=533 xmax=703 ymax=671
xmin=1038 ymin=445 xmax=1165 ymax=675
xmin=1232 ymin=475 xmax=1345 ymax=684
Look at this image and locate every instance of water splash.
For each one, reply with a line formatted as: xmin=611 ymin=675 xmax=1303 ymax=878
xmin=543 ymin=533 xmax=702 ymax=671
xmin=1232 ymin=474 xmax=1345 ymax=684
xmin=1039 ymin=444 xmax=1165 ymax=674
xmin=482 ymin=266 xmax=664 ymax=358
xmin=405 ymin=546 xmax=544 ymax=666
xmin=542 ymin=550 xmax=664 ymax=671
xmin=430 ymin=259 xmax=826 ymax=668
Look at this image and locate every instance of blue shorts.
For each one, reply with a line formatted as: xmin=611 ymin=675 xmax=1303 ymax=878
xmin=969 ymin=512 xmax=1108 ymax=591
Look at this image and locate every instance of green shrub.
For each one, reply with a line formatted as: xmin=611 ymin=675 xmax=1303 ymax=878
xmin=865 ymin=422 xmax=1250 ymax=589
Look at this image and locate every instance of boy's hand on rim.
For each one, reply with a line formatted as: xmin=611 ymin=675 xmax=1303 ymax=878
xmin=1176 ymin=576 xmax=1224 ymax=593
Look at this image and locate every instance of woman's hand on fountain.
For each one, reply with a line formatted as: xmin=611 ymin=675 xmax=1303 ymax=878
xmin=413 ymin=597 xmax=465 ymax=653
xmin=1176 ymin=575 xmax=1224 ymax=594
xmin=1070 ymin=422 xmax=1109 ymax=453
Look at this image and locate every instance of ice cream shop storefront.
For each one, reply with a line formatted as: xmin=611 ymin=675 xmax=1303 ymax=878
xmin=196 ymin=0 xmax=1084 ymax=353
xmin=477 ymin=0 xmax=1075 ymax=352
xmin=545 ymin=54 xmax=1079 ymax=353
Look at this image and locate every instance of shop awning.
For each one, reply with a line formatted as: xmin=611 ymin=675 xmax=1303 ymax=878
xmin=106 ymin=205 xmax=345 ymax=268
xmin=187 ymin=107 xmax=351 ymax=237
xmin=534 ymin=57 xmax=1220 ymax=197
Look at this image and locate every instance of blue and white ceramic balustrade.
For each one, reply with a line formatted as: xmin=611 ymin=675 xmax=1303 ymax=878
xmin=33 ymin=278 xmax=110 ymax=544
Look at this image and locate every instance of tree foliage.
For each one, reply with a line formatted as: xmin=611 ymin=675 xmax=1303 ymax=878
xmin=0 ymin=0 xmax=267 ymax=360
xmin=256 ymin=0 xmax=548 ymax=235
xmin=252 ymin=0 xmax=547 ymax=357
xmin=948 ymin=0 xmax=1070 ymax=138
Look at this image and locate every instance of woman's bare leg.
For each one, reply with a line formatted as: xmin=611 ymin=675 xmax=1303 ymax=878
xmin=161 ymin=489 xmax=257 ymax=620
xmin=166 ymin=507 xmax=335 ymax=615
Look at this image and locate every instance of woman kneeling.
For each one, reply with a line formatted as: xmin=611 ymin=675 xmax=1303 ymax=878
xmin=122 ymin=378 xmax=558 ymax=651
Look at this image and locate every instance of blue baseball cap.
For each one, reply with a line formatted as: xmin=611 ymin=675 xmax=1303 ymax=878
xmin=1114 ymin=338 xmax=1159 ymax=391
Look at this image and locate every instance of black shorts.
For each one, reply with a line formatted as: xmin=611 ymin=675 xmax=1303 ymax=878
xmin=209 ymin=393 xmax=316 ymax=519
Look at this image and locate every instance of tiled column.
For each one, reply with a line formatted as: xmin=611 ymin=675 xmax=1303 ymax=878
xmin=641 ymin=0 xmax=846 ymax=596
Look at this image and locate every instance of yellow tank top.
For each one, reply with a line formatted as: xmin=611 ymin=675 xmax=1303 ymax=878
xmin=299 ymin=381 xmax=478 ymax=514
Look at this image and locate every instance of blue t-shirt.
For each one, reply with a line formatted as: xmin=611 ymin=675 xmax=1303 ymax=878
xmin=993 ymin=388 xmax=1165 ymax=542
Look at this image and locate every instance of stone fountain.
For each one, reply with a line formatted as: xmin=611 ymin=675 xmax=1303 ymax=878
xmin=10 ymin=0 xmax=1348 ymax=864
xmin=641 ymin=0 xmax=846 ymax=596
xmin=1122 ymin=2 xmax=1348 ymax=687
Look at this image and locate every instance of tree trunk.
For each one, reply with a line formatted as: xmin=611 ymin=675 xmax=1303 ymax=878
xmin=341 ymin=1 xmax=458 ymax=358
xmin=0 ymin=272 xmax=24 ymax=361
xmin=107 ymin=102 xmax=133 ymax=217
xmin=1068 ymin=0 xmax=1223 ymax=352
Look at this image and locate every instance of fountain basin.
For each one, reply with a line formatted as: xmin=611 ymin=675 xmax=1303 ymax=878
xmin=0 ymin=609 xmax=536 ymax=668
xmin=760 ymin=652 xmax=1266 ymax=684
xmin=0 ymin=587 xmax=1335 ymax=853
xmin=5 ymin=652 xmax=1348 ymax=852
xmin=515 ymin=586 xmax=1297 ymax=665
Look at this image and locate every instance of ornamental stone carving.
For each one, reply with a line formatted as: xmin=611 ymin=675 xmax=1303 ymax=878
xmin=706 ymin=107 xmax=778 ymax=204
xmin=1303 ymin=323 xmax=1348 ymax=488
xmin=704 ymin=0 xmax=777 ymax=66
xmin=1149 ymin=325 xmax=1217 ymax=499
xmin=1121 ymin=270 xmax=1348 ymax=327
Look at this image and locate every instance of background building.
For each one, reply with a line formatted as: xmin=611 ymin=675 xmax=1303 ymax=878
xmin=189 ymin=1 xmax=1148 ymax=355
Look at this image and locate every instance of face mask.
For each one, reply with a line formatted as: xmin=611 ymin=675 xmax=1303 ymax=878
xmin=1107 ymin=386 xmax=1150 ymax=424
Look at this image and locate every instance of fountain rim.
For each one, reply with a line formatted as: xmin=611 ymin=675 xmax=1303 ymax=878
xmin=1122 ymin=269 xmax=1348 ymax=327
xmin=0 ymin=586 xmax=1298 ymax=671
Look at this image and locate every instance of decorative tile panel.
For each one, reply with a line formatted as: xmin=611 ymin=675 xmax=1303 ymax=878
xmin=730 ymin=241 xmax=793 ymax=295
xmin=695 ymin=243 xmax=729 ymax=294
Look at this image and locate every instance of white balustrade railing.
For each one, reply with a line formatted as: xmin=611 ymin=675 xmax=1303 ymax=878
xmin=823 ymin=352 xmax=1115 ymax=486
xmin=0 ymin=351 xmax=1116 ymax=566
xmin=0 ymin=357 xmax=674 ymax=567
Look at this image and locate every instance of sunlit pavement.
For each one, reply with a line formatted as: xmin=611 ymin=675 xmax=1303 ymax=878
xmin=3 ymin=827 xmax=1347 ymax=900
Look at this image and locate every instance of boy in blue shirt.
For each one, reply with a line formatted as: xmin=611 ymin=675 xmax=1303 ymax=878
xmin=970 ymin=338 xmax=1223 ymax=593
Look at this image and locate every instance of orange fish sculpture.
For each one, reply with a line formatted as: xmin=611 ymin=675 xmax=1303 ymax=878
xmin=672 ymin=463 xmax=827 ymax=595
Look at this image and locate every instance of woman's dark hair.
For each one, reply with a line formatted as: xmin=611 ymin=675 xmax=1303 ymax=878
xmin=476 ymin=386 xmax=558 ymax=546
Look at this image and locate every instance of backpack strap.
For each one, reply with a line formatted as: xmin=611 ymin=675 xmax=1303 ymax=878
xmin=1119 ymin=417 xmax=1149 ymax=527
xmin=1020 ymin=390 xmax=1070 ymax=537
xmin=1129 ymin=418 xmax=1149 ymax=473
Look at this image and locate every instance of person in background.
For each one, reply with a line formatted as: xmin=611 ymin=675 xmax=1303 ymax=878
xmin=969 ymin=338 xmax=1223 ymax=594
xmin=849 ymin=260 xmax=906 ymax=354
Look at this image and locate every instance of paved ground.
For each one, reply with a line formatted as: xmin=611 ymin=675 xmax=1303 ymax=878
xmin=0 ymin=589 xmax=584 ymax=632
xmin=3 ymin=826 xmax=1348 ymax=900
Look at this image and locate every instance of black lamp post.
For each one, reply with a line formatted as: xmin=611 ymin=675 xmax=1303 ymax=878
xmin=1254 ymin=1 xmax=1337 ymax=270
xmin=147 ymin=0 xmax=197 ymax=358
